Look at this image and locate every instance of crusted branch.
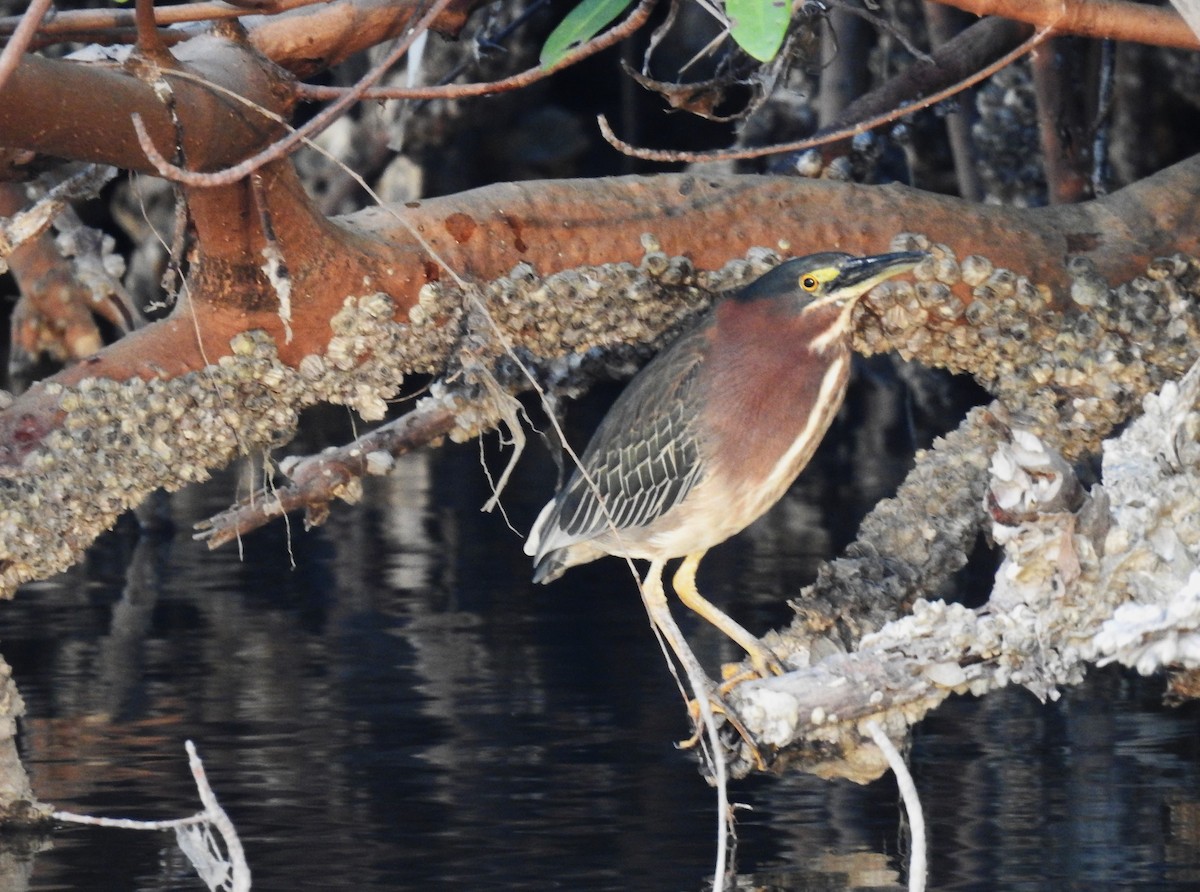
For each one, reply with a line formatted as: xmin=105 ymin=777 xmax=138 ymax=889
xmin=196 ymin=397 xmax=459 ymax=547
xmin=726 ymin=353 xmax=1200 ymax=781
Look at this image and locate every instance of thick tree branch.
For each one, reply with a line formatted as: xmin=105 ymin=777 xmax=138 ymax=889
xmin=933 ymin=0 xmax=1200 ymax=49
xmin=728 ymin=356 xmax=1200 ymax=780
xmin=0 ymin=31 xmax=293 ymax=176
xmin=0 ymin=0 xmax=324 ymax=41
xmin=0 ymin=153 xmax=1195 ymax=593
xmin=246 ymin=0 xmax=484 ymax=77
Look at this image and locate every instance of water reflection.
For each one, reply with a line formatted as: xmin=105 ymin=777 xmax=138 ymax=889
xmin=1 ymin=408 xmax=1200 ymax=890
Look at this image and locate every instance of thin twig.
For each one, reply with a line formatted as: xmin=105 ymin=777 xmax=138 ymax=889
xmin=0 ymin=0 xmax=52 ymax=93
xmin=295 ymin=0 xmax=656 ymax=101
xmin=0 ymin=0 xmax=323 ymax=40
xmin=195 ymin=401 xmax=459 ymax=546
xmin=599 ymin=22 xmax=1055 ymax=162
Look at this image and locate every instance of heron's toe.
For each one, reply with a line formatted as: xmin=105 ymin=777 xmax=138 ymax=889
xmin=677 ymin=693 xmax=770 ymax=772
xmin=719 ymin=642 xmax=787 ymax=687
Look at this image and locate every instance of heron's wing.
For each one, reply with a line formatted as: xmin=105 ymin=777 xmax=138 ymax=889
xmin=538 ymin=324 xmax=710 ymax=551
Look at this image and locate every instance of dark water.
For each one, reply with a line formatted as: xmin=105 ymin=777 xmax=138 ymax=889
xmin=4 ymin=423 xmax=1200 ymax=891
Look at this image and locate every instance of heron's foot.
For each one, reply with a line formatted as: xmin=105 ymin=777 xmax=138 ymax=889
xmin=717 ymin=666 xmax=760 ymax=696
xmin=678 ymin=695 xmax=769 ymax=772
xmin=719 ymin=641 xmax=787 ymax=688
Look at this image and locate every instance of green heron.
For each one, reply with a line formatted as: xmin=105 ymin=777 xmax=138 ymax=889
xmin=525 ymin=251 xmax=924 ymax=681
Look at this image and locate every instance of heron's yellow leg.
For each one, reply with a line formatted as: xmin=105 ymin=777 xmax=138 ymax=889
xmin=671 ymin=552 xmax=786 ymax=679
xmin=640 ymin=560 xmax=767 ymax=768
xmin=638 ymin=559 xmax=715 ymax=696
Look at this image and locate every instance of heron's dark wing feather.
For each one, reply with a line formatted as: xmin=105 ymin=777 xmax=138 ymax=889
xmin=551 ymin=325 xmax=709 ymax=544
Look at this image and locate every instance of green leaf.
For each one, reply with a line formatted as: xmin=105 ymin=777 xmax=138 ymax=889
xmin=727 ymin=0 xmax=791 ymax=63
xmin=540 ymin=0 xmax=635 ymax=67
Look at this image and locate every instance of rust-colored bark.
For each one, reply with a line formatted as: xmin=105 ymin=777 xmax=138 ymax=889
xmin=1030 ymin=37 xmax=1094 ymax=204
xmin=10 ymin=156 xmax=1200 ymax=372
xmin=247 ymin=0 xmax=485 ymax=77
xmin=0 ymin=1 xmax=493 ymax=179
xmin=933 ymin=0 xmax=1200 ymax=50
xmin=0 ymin=32 xmax=293 ymax=176
xmin=32 ymin=159 xmax=413 ymax=390
xmin=344 ymin=158 xmax=1200 ymax=305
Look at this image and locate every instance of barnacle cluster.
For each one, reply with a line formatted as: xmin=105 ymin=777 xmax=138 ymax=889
xmin=1090 ymin=359 xmax=1200 ymax=659
xmin=971 ymin=63 xmax=1045 ymax=206
xmin=738 ymin=361 xmax=1200 ymax=775
xmin=960 ymin=355 xmax=1200 ymax=697
xmin=856 ymin=233 xmax=1200 ymax=458
xmin=783 ymin=403 xmax=999 ymax=649
xmin=864 ymin=356 xmax=1200 ymax=704
xmin=828 ymin=429 xmax=1099 ymax=710
xmin=407 ymin=242 xmax=784 ymax=425
xmin=0 ymin=291 xmax=416 ymax=594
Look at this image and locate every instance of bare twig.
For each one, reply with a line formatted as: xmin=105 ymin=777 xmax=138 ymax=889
xmin=0 ymin=0 xmax=323 ymax=40
xmin=0 ymin=0 xmax=52 ymax=93
xmin=600 ymin=23 xmax=1054 ymax=162
xmin=195 ymin=401 xmax=458 ymax=547
xmin=294 ymin=0 xmax=656 ymax=101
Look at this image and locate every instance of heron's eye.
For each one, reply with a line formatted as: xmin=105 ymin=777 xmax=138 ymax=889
xmin=800 ymin=275 xmax=820 ymax=292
